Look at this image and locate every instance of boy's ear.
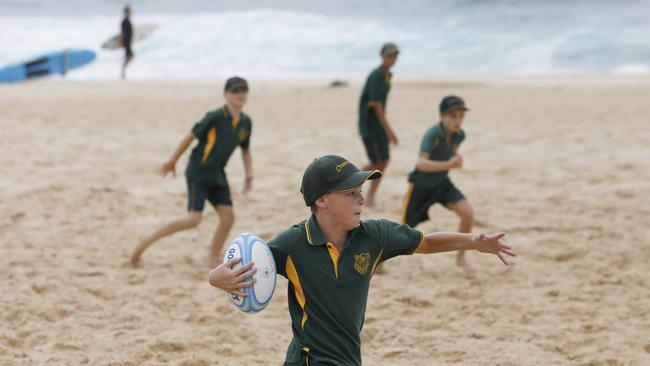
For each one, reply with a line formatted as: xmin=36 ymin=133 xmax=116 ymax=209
xmin=315 ymin=196 xmax=327 ymax=210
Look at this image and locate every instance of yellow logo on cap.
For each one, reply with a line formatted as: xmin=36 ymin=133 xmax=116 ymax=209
xmin=336 ymin=160 xmax=349 ymax=172
xmin=353 ymin=252 xmax=370 ymax=275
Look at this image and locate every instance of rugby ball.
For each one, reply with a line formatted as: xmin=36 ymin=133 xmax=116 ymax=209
xmin=223 ymin=233 xmax=277 ymax=313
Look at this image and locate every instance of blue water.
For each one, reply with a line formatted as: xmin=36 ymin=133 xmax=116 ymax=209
xmin=1 ymin=0 xmax=649 ymax=79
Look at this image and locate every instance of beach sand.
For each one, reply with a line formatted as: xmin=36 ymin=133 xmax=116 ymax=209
xmin=1 ymin=76 xmax=649 ymax=365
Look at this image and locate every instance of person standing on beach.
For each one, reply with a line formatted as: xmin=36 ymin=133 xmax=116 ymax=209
xmin=131 ymin=77 xmax=254 ymax=268
xmin=358 ymin=43 xmax=399 ymax=206
xmin=120 ymin=6 xmax=134 ymax=80
xmin=402 ymin=95 xmax=477 ymax=277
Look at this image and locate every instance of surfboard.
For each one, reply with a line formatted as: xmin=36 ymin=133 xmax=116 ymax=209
xmin=101 ymin=24 xmax=159 ymax=50
xmin=0 ymin=49 xmax=96 ymax=82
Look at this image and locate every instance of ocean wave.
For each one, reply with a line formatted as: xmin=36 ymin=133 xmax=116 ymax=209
xmin=1 ymin=6 xmax=649 ymax=79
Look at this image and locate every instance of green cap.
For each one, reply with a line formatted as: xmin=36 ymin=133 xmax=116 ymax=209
xmin=380 ymin=42 xmax=399 ymax=55
xmin=300 ymin=155 xmax=382 ymax=206
xmin=224 ymin=76 xmax=249 ymax=92
xmin=439 ymin=95 xmax=469 ymax=113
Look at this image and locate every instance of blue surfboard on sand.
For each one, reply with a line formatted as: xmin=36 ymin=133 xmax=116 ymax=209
xmin=0 ymin=49 xmax=96 ymax=82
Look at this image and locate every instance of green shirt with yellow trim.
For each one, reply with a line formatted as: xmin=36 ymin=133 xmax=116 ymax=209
xmin=268 ymin=215 xmax=423 ymax=366
xmin=185 ymin=105 xmax=251 ymax=187
xmin=358 ymin=66 xmax=392 ymax=137
xmin=408 ymin=122 xmax=465 ymax=189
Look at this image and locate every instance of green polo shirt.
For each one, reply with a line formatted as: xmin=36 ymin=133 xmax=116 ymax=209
xmin=268 ymin=215 xmax=424 ymax=366
xmin=358 ymin=66 xmax=392 ymax=137
xmin=185 ymin=105 xmax=251 ymax=187
xmin=408 ymin=122 xmax=465 ymax=189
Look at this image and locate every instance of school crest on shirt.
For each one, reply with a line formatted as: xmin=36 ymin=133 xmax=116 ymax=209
xmin=353 ymin=252 xmax=370 ymax=275
xmin=239 ymin=129 xmax=250 ymax=142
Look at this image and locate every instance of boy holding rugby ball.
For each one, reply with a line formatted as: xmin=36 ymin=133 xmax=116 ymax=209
xmin=209 ymin=155 xmax=515 ymax=365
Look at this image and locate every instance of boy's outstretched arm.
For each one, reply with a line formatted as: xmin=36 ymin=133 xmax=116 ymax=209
xmin=161 ymin=132 xmax=195 ymax=177
xmin=416 ymin=232 xmax=516 ymax=265
xmin=241 ymin=148 xmax=254 ymax=194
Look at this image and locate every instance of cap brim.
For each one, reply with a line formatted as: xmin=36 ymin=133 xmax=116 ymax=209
xmin=332 ymin=170 xmax=382 ymax=192
xmin=226 ymin=82 xmax=248 ymax=91
xmin=442 ymin=106 xmax=469 ymax=113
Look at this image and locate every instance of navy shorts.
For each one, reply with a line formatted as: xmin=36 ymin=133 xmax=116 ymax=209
xmin=186 ymin=178 xmax=232 ymax=212
xmin=362 ymin=133 xmax=390 ymax=163
xmin=402 ymin=178 xmax=465 ymax=227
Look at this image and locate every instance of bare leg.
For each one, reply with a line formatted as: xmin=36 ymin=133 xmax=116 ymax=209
xmin=121 ymin=54 xmax=134 ymax=80
xmin=208 ymin=205 xmax=235 ymax=268
xmin=362 ymin=160 xmax=388 ymax=207
xmin=447 ymin=199 xmax=476 ymax=277
xmin=131 ymin=211 xmax=202 ymax=266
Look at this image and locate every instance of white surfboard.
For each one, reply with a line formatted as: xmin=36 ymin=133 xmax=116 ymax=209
xmin=101 ymin=24 xmax=159 ymax=50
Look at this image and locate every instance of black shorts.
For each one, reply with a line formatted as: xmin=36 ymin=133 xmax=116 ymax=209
xmin=124 ymin=44 xmax=133 ymax=57
xmin=186 ymin=178 xmax=232 ymax=212
xmin=362 ymin=133 xmax=390 ymax=163
xmin=401 ymin=178 xmax=465 ymax=227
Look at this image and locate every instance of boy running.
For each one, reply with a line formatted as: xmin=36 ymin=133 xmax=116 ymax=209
xmin=402 ymin=95 xmax=476 ymax=276
xmin=209 ymin=155 xmax=515 ymax=366
xmin=131 ymin=77 xmax=254 ymax=267
xmin=358 ymin=43 xmax=400 ymax=206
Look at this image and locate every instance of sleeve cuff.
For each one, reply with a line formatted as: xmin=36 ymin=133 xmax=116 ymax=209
xmin=411 ymin=231 xmax=425 ymax=255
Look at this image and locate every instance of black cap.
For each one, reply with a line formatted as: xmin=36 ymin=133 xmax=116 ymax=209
xmin=439 ymin=95 xmax=469 ymax=113
xmin=224 ymin=76 xmax=248 ymax=92
xmin=300 ymin=155 xmax=382 ymax=206
xmin=380 ymin=42 xmax=399 ymax=55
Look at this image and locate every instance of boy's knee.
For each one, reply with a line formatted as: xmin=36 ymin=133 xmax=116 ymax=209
xmin=186 ymin=213 xmax=202 ymax=228
xmin=218 ymin=206 xmax=235 ymax=225
xmin=460 ymin=207 xmax=474 ymax=223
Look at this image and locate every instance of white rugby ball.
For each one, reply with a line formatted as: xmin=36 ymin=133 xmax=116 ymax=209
xmin=222 ymin=233 xmax=277 ymax=313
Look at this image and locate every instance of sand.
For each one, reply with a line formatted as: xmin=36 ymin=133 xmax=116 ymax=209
xmin=1 ymin=76 xmax=649 ymax=366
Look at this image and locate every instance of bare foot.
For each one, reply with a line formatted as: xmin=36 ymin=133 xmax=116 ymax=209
xmin=456 ymin=255 xmax=477 ymax=278
xmin=130 ymin=252 xmax=141 ymax=267
xmin=130 ymin=244 xmax=144 ymax=267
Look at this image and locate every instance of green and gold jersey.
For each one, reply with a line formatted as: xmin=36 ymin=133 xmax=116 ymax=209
xmin=409 ymin=122 xmax=465 ymax=189
xmin=268 ymin=215 xmax=423 ymax=365
xmin=185 ymin=105 xmax=251 ymax=187
xmin=358 ymin=66 xmax=392 ymax=137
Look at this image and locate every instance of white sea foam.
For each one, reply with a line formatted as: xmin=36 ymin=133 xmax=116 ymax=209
xmin=1 ymin=2 xmax=649 ymax=79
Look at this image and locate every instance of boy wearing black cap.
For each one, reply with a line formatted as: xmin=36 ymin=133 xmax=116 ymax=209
xmin=208 ymin=155 xmax=516 ymax=366
xmin=358 ymin=42 xmax=400 ymax=206
xmin=131 ymin=77 xmax=254 ymax=267
xmin=402 ymin=95 xmax=477 ymax=276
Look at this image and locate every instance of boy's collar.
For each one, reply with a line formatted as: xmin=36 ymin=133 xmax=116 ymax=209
xmin=378 ymin=65 xmax=392 ymax=76
xmin=222 ymin=104 xmax=243 ymax=119
xmin=305 ymin=215 xmax=359 ymax=246
xmin=437 ymin=121 xmax=460 ymax=138
xmin=305 ymin=215 xmax=327 ymax=245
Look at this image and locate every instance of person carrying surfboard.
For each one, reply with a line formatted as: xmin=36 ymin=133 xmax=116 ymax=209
xmin=208 ymin=155 xmax=516 ymax=365
xmin=121 ymin=6 xmax=134 ymax=79
xmin=131 ymin=77 xmax=254 ymax=268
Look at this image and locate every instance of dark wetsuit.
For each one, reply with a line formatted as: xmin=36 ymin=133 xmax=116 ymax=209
xmin=121 ymin=18 xmax=133 ymax=57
